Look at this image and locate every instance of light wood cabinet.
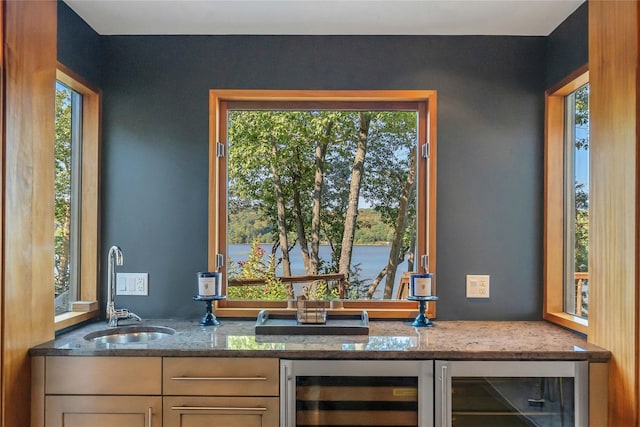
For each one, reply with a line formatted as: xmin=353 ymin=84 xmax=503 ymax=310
xmin=38 ymin=356 xmax=163 ymax=427
xmin=164 ymin=357 xmax=279 ymax=427
xmin=45 ymin=396 xmax=161 ymax=427
xmin=34 ymin=356 xmax=279 ymax=427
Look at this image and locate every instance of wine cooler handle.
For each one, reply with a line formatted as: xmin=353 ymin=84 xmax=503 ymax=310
xmin=280 ymin=363 xmax=289 ymax=427
xmin=441 ymin=364 xmax=449 ymax=427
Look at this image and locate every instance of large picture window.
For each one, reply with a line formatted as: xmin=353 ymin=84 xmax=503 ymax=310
xmin=54 ymin=65 xmax=101 ymax=329
xmin=544 ymin=66 xmax=589 ymax=333
xmin=210 ymin=91 xmax=437 ymax=318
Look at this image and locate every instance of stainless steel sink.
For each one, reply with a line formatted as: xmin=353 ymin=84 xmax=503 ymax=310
xmin=84 ymin=325 xmax=175 ymax=344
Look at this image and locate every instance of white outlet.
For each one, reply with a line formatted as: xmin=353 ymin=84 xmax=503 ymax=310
xmin=116 ymin=273 xmax=149 ymax=296
xmin=466 ymin=274 xmax=490 ymax=298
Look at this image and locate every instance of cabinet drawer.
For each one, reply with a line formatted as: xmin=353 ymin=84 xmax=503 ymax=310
xmin=163 ymin=358 xmax=279 ymax=396
xmin=164 ymin=396 xmax=279 ymax=427
xmin=45 ymin=356 xmax=162 ymax=395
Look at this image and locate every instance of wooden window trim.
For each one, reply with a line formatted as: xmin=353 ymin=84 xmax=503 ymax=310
xmin=543 ymin=65 xmax=589 ymax=334
xmin=54 ymin=64 xmax=101 ymax=330
xmin=209 ymin=90 xmax=437 ymax=319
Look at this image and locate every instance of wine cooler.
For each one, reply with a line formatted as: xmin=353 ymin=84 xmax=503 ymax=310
xmin=280 ymin=359 xmax=434 ymax=427
xmin=435 ymin=361 xmax=588 ymax=427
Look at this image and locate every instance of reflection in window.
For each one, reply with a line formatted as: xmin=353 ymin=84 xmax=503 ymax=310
xmin=564 ymin=83 xmax=589 ymax=318
xmin=226 ymin=110 xmax=418 ymax=301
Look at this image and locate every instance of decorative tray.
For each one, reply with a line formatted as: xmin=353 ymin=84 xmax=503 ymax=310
xmin=255 ymin=309 xmax=369 ymax=335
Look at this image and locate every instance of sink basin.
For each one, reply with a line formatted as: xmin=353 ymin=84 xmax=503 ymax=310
xmin=84 ymin=325 xmax=175 ymax=344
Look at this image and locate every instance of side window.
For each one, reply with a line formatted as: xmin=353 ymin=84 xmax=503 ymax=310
xmin=54 ymin=66 xmax=101 ymax=329
xmin=54 ymin=81 xmax=81 ymax=315
xmin=544 ymin=67 xmax=589 ymax=333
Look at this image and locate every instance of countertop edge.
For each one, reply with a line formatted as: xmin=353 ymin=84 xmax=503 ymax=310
xmin=29 ymin=347 xmax=612 ymax=362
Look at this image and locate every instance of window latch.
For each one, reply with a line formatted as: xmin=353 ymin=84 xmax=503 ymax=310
xmin=421 ymin=143 xmax=430 ymax=159
xmin=216 ymin=142 xmax=225 ymax=158
xmin=420 ymin=254 xmax=429 ymax=272
xmin=216 ymin=253 xmax=225 ymax=270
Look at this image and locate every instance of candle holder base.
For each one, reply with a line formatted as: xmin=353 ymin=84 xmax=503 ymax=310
xmin=192 ymin=295 xmax=226 ymax=326
xmin=407 ymin=295 xmax=439 ymax=327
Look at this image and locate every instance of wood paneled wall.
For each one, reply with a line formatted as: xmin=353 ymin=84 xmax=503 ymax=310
xmin=2 ymin=0 xmax=57 ymax=425
xmin=587 ymin=1 xmax=639 ymax=425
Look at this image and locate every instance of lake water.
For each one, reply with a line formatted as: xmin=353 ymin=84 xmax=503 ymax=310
xmin=228 ymin=243 xmax=407 ymax=299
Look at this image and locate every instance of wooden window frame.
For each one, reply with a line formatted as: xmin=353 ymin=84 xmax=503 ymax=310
xmin=543 ymin=65 xmax=589 ymax=334
xmin=54 ymin=64 xmax=101 ymax=330
xmin=209 ymin=90 xmax=437 ymax=319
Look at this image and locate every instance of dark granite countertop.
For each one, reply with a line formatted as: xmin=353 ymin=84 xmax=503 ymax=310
xmin=30 ymin=319 xmax=611 ymax=362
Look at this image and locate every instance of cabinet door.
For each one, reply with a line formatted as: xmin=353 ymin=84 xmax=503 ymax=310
xmin=45 ymin=396 xmax=161 ymax=427
xmin=164 ymin=396 xmax=279 ymax=427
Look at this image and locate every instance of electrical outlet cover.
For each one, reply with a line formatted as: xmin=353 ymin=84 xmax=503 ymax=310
xmin=466 ymin=274 xmax=490 ymax=298
xmin=116 ymin=273 xmax=149 ymax=296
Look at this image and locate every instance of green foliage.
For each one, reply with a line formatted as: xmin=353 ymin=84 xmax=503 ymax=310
xmin=54 ymin=84 xmax=73 ymax=299
xmin=302 ymin=281 xmax=341 ymax=301
xmin=353 ymin=209 xmax=395 ymax=244
xmin=227 ymin=241 xmax=287 ymax=300
xmin=227 ymin=208 xmax=274 ymax=243
xmin=574 ymin=183 xmax=588 ymax=273
xmin=227 ymin=109 xmax=418 ymax=299
xmin=228 ymin=207 xmax=394 ymax=245
xmin=574 ymin=84 xmax=589 ymax=150
xmin=573 ymin=83 xmax=589 ymax=318
xmin=573 ymin=84 xmax=589 ymax=274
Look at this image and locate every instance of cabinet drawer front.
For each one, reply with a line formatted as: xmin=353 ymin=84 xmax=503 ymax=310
xmin=163 ymin=358 xmax=278 ymax=396
xmin=46 ymin=356 xmax=162 ymax=395
xmin=164 ymin=396 xmax=279 ymax=427
xmin=45 ymin=395 xmax=162 ymax=427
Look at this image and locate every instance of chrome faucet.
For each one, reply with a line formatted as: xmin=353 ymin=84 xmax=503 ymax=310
xmin=107 ymin=245 xmax=141 ymax=327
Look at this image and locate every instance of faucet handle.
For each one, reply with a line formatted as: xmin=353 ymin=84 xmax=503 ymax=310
xmin=116 ymin=308 xmax=142 ymax=322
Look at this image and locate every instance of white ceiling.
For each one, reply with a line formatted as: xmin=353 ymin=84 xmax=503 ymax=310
xmin=64 ymin=0 xmax=585 ymax=36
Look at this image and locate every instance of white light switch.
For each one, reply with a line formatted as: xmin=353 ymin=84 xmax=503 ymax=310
xmin=116 ymin=273 xmax=149 ymax=296
xmin=466 ymin=274 xmax=490 ymax=298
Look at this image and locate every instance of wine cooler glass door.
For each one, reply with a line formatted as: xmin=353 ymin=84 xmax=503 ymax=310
xmin=281 ymin=360 xmax=434 ymax=427
xmin=436 ymin=361 xmax=588 ymax=427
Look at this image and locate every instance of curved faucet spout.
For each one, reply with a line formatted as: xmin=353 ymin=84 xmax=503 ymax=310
xmin=107 ymin=246 xmax=124 ymax=326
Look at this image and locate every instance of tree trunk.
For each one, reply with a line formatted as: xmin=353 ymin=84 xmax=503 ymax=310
xmin=269 ymin=141 xmax=293 ymax=298
xmin=310 ymin=120 xmax=333 ymax=274
xmin=293 ymin=187 xmax=311 ymax=272
xmin=407 ymin=229 xmax=416 ymax=272
xmin=339 ymin=113 xmax=371 ymax=280
xmin=367 ymin=266 xmax=388 ymax=299
xmin=56 ymin=203 xmax=72 ymax=297
xmin=382 ymin=151 xmax=417 ymax=299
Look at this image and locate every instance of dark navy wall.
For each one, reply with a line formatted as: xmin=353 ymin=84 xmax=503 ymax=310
xmin=99 ymin=35 xmax=546 ymax=320
xmin=57 ymin=0 xmax=102 ymax=87
xmin=57 ymin=4 xmax=588 ymax=321
xmin=546 ymin=2 xmax=588 ymax=89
